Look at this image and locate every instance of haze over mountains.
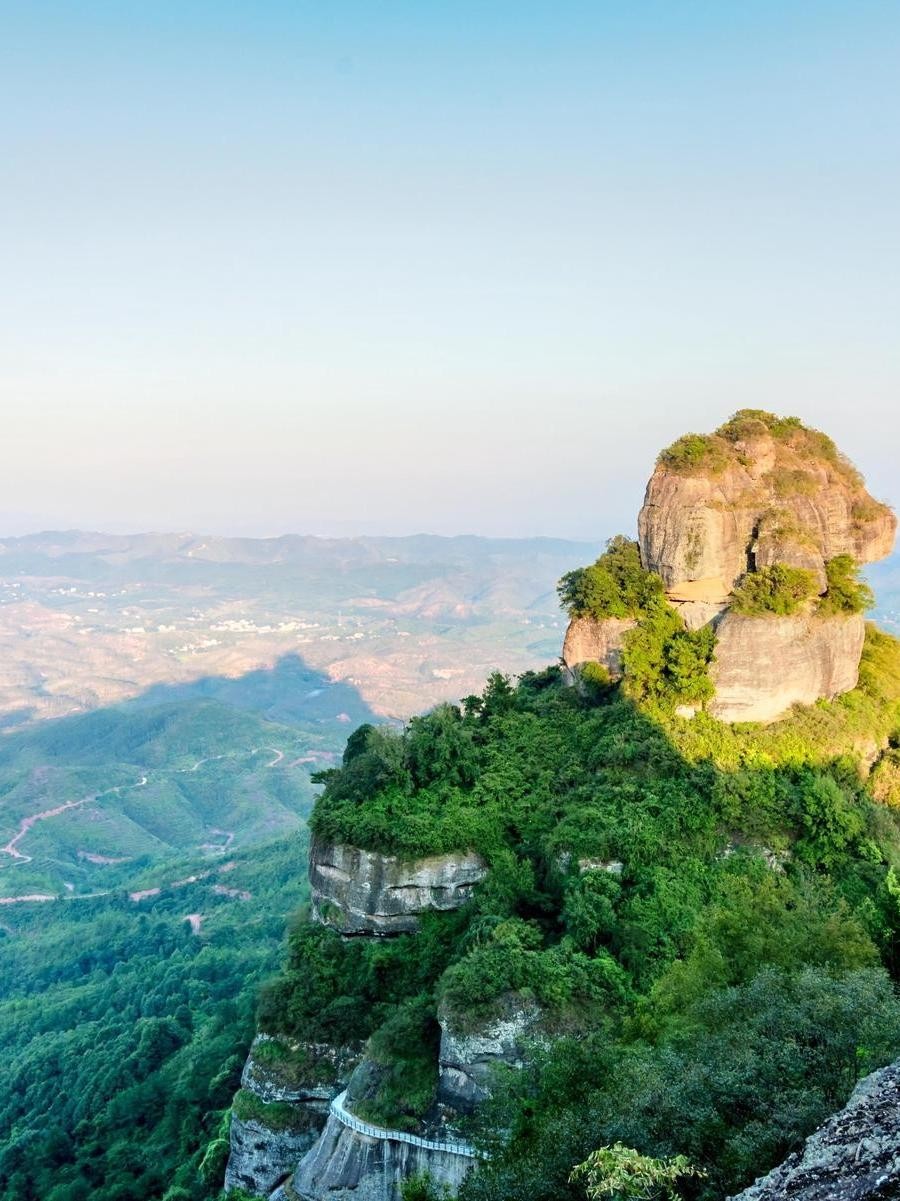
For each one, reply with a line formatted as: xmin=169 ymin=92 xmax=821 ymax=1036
xmin=0 ymin=530 xmax=598 ymax=726
xmin=0 ymin=530 xmax=600 ymax=907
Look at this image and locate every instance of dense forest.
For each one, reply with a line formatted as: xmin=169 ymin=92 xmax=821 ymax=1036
xmin=263 ymin=613 xmax=900 ymax=1199
xmin=0 ymin=835 xmax=308 ymax=1201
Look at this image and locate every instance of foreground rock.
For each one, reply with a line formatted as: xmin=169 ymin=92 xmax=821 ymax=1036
xmin=309 ymin=839 xmax=488 ymax=935
xmin=710 ymin=611 xmax=866 ymax=723
xmin=730 ymin=1058 xmax=900 ymax=1200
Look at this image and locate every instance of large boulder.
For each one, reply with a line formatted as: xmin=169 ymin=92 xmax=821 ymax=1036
xmin=729 ymin=1057 xmax=900 ymax=1200
xmin=709 ymin=611 xmax=866 ymax=723
xmin=309 ymin=839 xmax=488 ymax=935
xmin=437 ymin=993 xmax=545 ymax=1114
xmin=561 ymin=615 xmax=636 ymax=679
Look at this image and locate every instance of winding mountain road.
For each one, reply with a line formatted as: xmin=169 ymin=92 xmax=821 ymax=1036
xmin=0 ymin=743 xmax=288 ymax=880
xmin=1 ymin=776 xmax=148 ymax=864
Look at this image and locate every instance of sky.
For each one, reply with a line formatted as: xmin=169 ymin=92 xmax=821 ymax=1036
xmin=1 ymin=1 xmax=899 ymax=541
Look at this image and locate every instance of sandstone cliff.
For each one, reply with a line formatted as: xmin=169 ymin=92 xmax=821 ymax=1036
xmin=309 ymin=838 xmax=488 ymax=935
xmin=638 ymin=415 xmax=894 ymax=608
xmin=562 ymin=412 xmax=894 ymax=724
xmin=284 ymin=1110 xmax=475 ymax=1201
xmin=223 ymin=1034 xmax=361 ymax=1197
xmin=729 ymin=1057 xmax=900 ymax=1200
xmin=561 ymin=615 xmax=636 ymax=679
xmin=710 ymin=611 xmax=866 ymax=723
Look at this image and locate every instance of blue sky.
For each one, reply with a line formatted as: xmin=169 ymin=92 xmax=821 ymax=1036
xmin=2 ymin=2 xmax=898 ymax=539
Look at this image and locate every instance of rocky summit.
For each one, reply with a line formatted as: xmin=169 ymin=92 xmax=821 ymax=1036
xmin=638 ymin=410 xmax=895 ymax=613
xmin=564 ymin=410 xmax=896 ymax=722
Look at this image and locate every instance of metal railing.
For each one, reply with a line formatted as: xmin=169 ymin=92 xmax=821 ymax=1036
xmin=330 ymin=1090 xmax=480 ymax=1159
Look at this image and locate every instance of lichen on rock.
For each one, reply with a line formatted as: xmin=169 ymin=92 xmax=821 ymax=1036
xmin=729 ymin=1056 xmax=900 ymax=1200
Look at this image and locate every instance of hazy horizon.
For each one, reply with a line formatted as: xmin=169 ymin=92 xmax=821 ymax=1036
xmin=3 ymin=3 xmax=899 ymax=540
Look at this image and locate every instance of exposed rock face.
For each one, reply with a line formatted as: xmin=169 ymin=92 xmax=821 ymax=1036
xmin=287 ymin=1113 xmax=475 ymax=1201
xmin=438 ymin=993 xmax=545 ymax=1114
xmin=224 ymin=1035 xmax=361 ymax=1197
xmin=309 ymin=839 xmax=488 ymax=935
xmin=638 ymin=429 xmax=895 ymax=600
xmin=561 ymin=615 xmax=636 ymax=679
xmin=710 ymin=611 xmax=866 ymax=723
xmin=225 ymin=1111 xmax=321 ymax=1197
xmin=242 ymin=1034 xmax=361 ymax=1106
xmin=729 ymin=1058 xmax=900 ymax=1200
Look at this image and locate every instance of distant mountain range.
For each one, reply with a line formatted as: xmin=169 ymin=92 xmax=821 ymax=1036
xmin=0 ymin=529 xmax=601 ymax=725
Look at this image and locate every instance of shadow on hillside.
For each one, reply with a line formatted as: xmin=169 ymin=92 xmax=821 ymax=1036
xmin=0 ymin=652 xmax=380 ymax=766
xmin=124 ymin=651 xmax=379 ymax=729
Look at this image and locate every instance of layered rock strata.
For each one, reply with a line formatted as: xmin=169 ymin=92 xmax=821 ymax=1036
xmin=730 ymin=1057 xmax=900 ymax=1200
xmin=309 ymin=839 xmax=488 ymax=935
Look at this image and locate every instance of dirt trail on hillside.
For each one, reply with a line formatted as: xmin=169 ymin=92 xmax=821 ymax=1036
xmin=0 ymin=776 xmax=148 ymax=864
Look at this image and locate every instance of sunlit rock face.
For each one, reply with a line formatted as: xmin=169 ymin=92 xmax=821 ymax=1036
xmin=729 ymin=1057 xmax=900 ymax=1200
xmin=561 ymin=615 xmax=636 ymax=679
xmin=638 ymin=429 xmax=895 ymax=600
xmin=309 ymin=838 xmax=488 ymax=935
xmin=709 ymin=611 xmax=866 ymax=723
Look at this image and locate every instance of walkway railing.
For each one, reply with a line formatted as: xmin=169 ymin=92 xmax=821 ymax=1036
xmin=330 ymin=1090 xmax=480 ymax=1159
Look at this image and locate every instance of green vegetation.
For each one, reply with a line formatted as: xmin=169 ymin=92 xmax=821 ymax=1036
xmin=728 ymin=556 xmax=875 ymax=619
xmin=819 ymin=554 xmax=875 ymax=615
xmin=654 ymin=410 xmax=872 ymax=494
xmin=715 ymin=409 xmax=807 ymax=444
xmin=557 ymin=538 xmax=716 ymax=710
xmin=270 ymin=622 xmax=900 ymax=1194
xmin=769 ymin=467 xmax=819 ymax=498
xmin=352 ymin=998 xmax=441 ymax=1130
xmin=557 ymin=538 xmax=663 ymax=620
xmin=0 ymin=834 xmax=309 ymax=1201
xmin=233 ymin=1088 xmax=313 ymax=1134
xmin=656 ymin=433 xmax=729 ymax=475
xmin=570 ymin=1144 xmax=704 ymax=1200
xmin=621 ymin=608 xmax=716 ymax=708
xmin=438 ymin=917 xmax=628 ymax=1029
xmin=729 ymin=563 xmax=819 ymax=616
